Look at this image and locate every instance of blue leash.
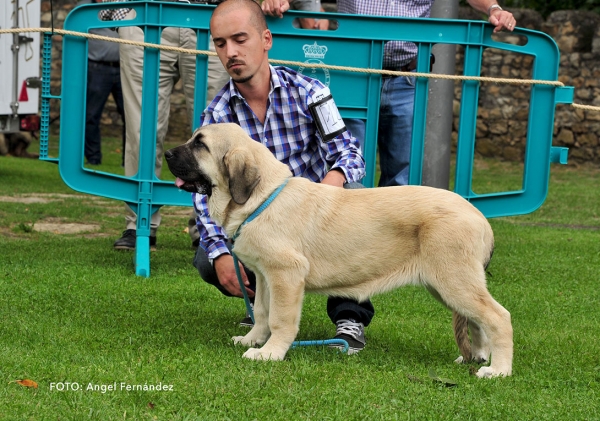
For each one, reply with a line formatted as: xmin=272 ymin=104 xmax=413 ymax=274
xmin=231 ymin=179 xmax=349 ymax=354
xmin=231 ymin=179 xmax=291 ymax=325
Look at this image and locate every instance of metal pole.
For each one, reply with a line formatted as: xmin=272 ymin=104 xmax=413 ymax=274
xmin=422 ymin=0 xmax=458 ymax=189
xmin=11 ymin=0 xmax=21 ymax=120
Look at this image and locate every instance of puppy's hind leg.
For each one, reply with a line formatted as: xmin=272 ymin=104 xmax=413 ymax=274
xmin=432 ymin=265 xmax=513 ymax=378
xmin=468 ymin=320 xmax=491 ymax=363
xmin=470 ymin=298 xmax=512 ymax=378
xmin=452 ymin=315 xmax=491 ymax=364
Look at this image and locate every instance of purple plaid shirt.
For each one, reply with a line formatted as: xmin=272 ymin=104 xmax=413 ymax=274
xmin=193 ymin=65 xmax=365 ymax=260
xmin=337 ymin=0 xmax=434 ymax=69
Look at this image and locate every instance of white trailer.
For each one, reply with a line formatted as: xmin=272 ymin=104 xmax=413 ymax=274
xmin=0 ymin=0 xmax=41 ymax=133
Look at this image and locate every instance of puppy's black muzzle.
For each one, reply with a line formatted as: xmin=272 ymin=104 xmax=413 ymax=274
xmin=164 ymin=145 xmax=189 ymax=178
xmin=165 ymin=145 xmax=212 ymax=195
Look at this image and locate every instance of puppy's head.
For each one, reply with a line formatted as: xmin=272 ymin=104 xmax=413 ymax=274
xmin=165 ymin=123 xmax=261 ymax=205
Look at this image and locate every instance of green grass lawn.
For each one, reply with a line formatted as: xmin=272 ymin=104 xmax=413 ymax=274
xmin=0 ymin=137 xmax=599 ymax=420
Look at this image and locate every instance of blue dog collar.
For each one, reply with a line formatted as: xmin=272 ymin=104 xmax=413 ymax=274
xmin=231 ymin=178 xmax=290 ymax=242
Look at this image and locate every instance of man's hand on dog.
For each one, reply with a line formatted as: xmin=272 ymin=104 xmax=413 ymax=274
xmin=321 ymin=169 xmax=346 ymax=188
xmin=214 ymin=255 xmax=255 ymax=298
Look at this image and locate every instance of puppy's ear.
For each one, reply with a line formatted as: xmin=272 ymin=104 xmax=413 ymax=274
xmin=224 ymin=148 xmax=261 ymax=205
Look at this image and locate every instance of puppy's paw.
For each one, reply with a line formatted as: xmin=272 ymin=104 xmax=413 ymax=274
xmin=242 ymin=347 xmax=285 ymax=361
xmin=232 ymin=335 xmax=259 ymax=347
xmin=476 ymin=366 xmax=509 ymax=378
xmin=455 ymin=355 xmax=488 ymax=364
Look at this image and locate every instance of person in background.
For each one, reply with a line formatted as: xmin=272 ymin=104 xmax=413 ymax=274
xmin=80 ymin=0 xmax=125 ymax=166
xmin=338 ymin=0 xmax=517 ymax=187
xmin=291 ymin=0 xmax=329 ymax=30
xmin=267 ymin=0 xmax=517 ymax=187
xmin=99 ymin=0 xmax=230 ymax=250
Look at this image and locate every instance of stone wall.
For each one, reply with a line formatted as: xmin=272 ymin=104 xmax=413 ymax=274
xmin=41 ymin=2 xmax=600 ymax=164
xmin=456 ymin=7 xmax=600 ymax=164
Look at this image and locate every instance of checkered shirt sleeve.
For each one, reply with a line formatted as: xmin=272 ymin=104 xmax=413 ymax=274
xmin=99 ymin=0 xmax=131 ymax=21
xmin=192 ymin=65 xmax=366 ymax=260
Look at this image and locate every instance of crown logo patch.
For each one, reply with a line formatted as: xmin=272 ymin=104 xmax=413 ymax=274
xmin=303 ymin=42 xmax=328 ymax=59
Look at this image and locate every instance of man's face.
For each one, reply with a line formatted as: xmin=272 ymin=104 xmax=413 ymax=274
xmin=210 ymin=7 xmax=272 ymax=84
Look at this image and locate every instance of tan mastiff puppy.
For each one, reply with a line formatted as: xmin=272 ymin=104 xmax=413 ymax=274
xmin=165 ymin=123 xmax=513 ymax=378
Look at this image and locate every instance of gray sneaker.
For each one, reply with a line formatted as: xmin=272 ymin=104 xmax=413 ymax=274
xmin=331 ymin=318 xmax=366 ymax=355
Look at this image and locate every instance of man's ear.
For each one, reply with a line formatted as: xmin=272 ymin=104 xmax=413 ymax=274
xmin=263 ymin=29 xmax=273 ymax=51
xmin=224 ymin=148 xmax=261 ymax=205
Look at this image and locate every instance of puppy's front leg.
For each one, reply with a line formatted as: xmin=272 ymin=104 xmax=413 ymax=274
xmin=232 ymin=274 xmax=270 ymax=347
xmin=243 ymin=271 xmax=305 ymax=361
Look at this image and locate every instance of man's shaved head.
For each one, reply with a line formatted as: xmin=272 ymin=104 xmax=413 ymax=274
xmin=211 ymin=0 xmax=268 ymax=35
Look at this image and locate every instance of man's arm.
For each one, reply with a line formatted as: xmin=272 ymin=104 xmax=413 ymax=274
xmin=304 ymin=82 xmax=366 ymax=185
xmin=321 ymin=131 xmax=365 ymax=186
xmin=321 ymin=168 xmax=347 ymax=187
xmin=193 ymin=193 xmax=255 ymax=298
xmin=466 ymin=0 xmax=517 ymax=33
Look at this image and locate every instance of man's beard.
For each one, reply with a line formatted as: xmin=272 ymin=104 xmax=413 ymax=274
xmin=232 ymin=73 xmax=254 ymax=84
xmin=227 ymin=59 xmax=253 ymax=83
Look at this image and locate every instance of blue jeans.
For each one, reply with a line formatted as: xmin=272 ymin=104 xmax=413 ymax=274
xmin=84 ymin=60 xmax=125 ymax=164
xmin=345 ymin=74 xmax=416 ymax=187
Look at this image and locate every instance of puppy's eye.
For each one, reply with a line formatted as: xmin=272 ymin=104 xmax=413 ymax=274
xmin=194 ymin=138 xmax=208 ymax=150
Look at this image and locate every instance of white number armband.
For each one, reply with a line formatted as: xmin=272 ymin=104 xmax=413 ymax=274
xmin=308 ymin=88 xmax=347 ymax=142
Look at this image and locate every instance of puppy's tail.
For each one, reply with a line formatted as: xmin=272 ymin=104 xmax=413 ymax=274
xmin=452 ymin=311 xmax=472 ymax=362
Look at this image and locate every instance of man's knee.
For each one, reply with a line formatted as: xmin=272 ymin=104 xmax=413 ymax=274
xmin=193 ymin=247 xmax=214 ymax=281
xmin=344 ymin=182 xmax=364 ymax=190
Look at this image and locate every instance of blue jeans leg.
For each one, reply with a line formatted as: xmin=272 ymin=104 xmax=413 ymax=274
xmin=109 ymin=71 xmax=126 ymax=166
xmin=378 ymin=75 xmax=416 ymax=187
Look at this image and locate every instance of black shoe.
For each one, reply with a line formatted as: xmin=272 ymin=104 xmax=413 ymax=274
xmin=330 ymin=318 xmax=366 ymax=355
xmin=113 ymin=229 xmax=157 ymax=251
xmin=239 ymin=303 xmax=254 ymax=328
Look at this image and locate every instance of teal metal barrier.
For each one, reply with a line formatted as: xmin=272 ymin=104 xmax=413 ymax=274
xmin=39 ymin=33 xmax=58 ymax=164
xmin=42 ymin=1 xmax=572 ymax=277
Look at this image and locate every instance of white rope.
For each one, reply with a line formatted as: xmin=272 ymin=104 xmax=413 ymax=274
xmin=2 ymin=27 xmax=599 ymax=112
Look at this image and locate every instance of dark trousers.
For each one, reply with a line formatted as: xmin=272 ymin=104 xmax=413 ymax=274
xmin=84 ymin=60 xmax=125 ymax=165
xmin=192 ymin=182 xmax=375 ymax=327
